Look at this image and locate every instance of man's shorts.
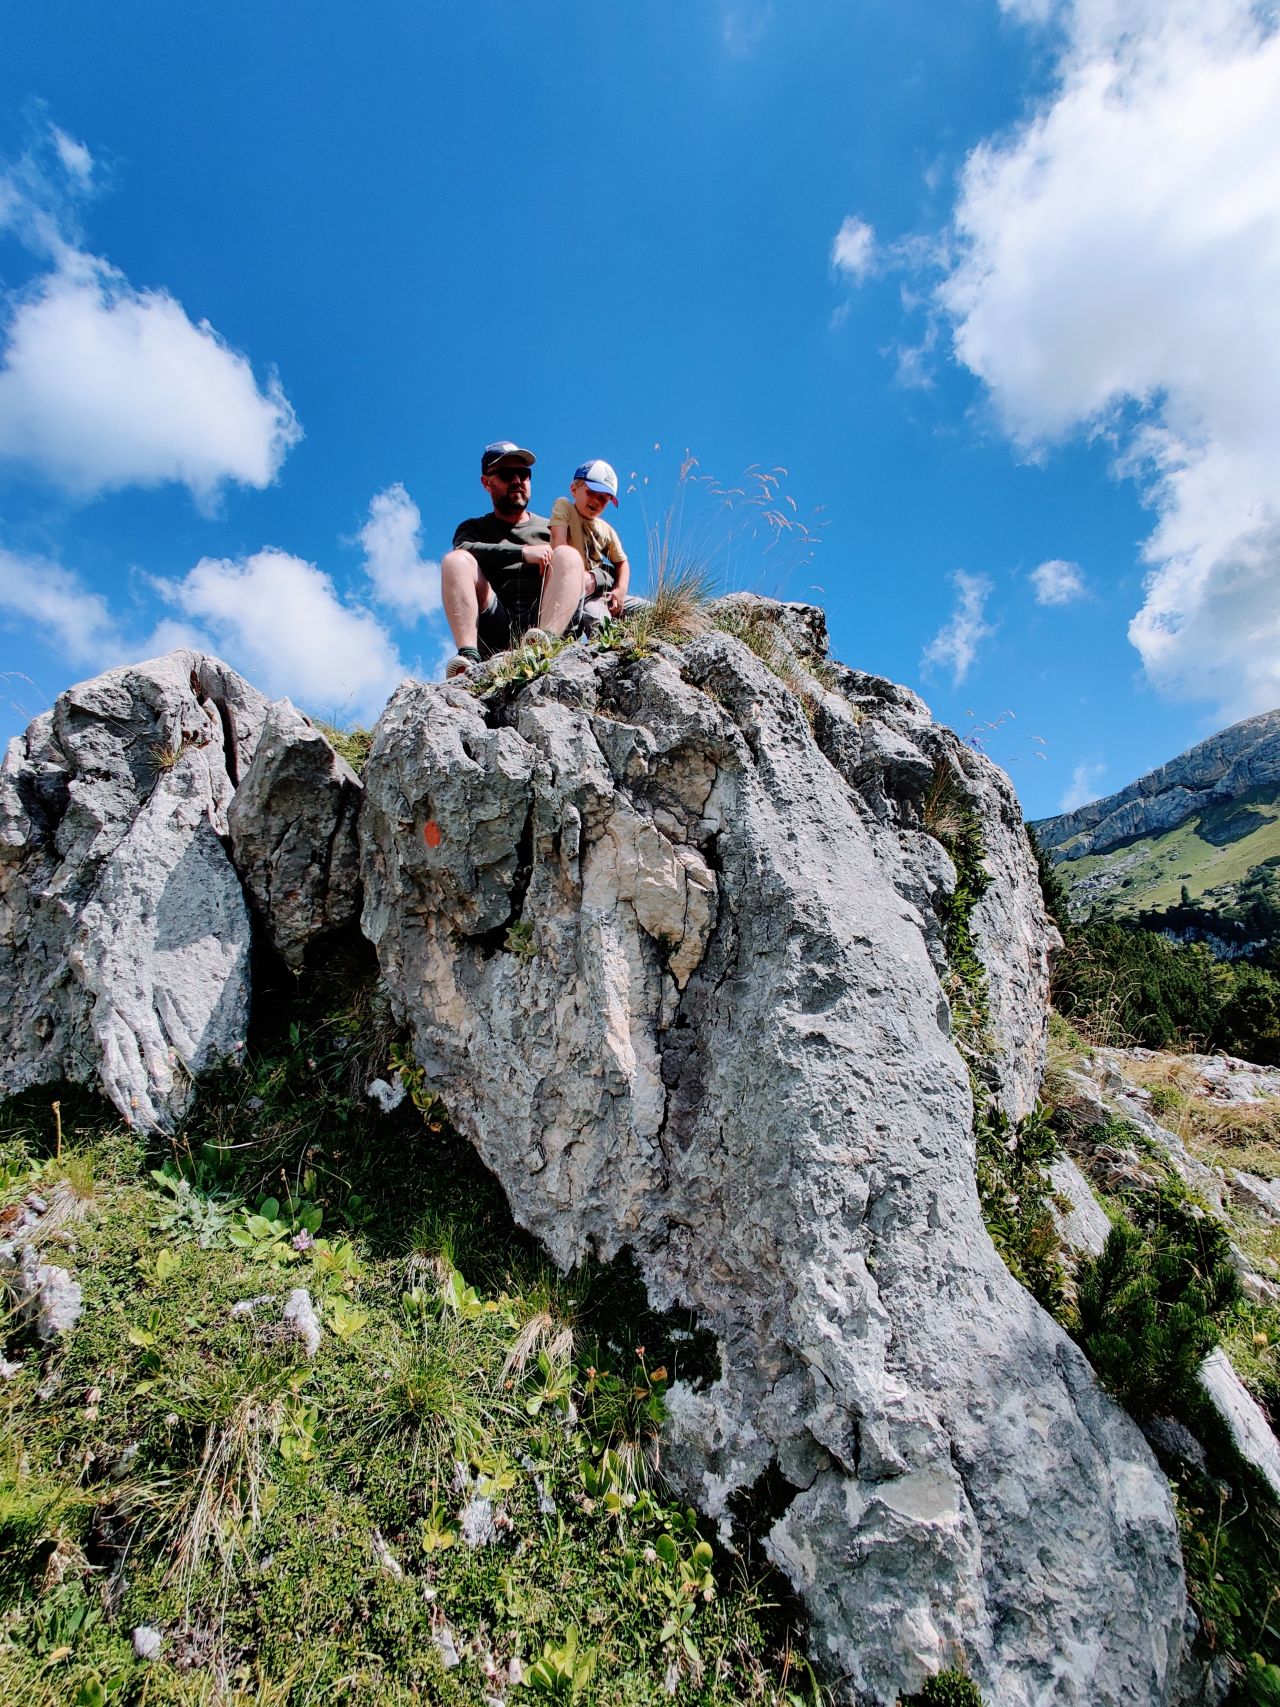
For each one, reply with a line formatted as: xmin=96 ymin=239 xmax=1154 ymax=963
xmin=476 ymin=591 xmax=538 ymax=657
xmin=476 ymin=589 xmax=647 ymax=656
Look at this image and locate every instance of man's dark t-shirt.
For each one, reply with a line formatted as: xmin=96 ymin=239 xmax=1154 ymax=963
xmin=452 ymin=511 xmax=551 ymax=631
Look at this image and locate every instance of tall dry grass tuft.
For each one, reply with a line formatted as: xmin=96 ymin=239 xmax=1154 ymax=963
xmin=165 ymin=1392 xmax=282 ymax=1601
xmin=630 ymin=450 xmax=825 ymax=607
xmin=921 ymin=758 xmax=972 ymax=852
xmin=1119 ymin=1051 xmax=1280 ymax=1180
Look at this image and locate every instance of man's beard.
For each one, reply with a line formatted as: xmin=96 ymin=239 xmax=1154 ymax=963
xmin=493 ymin=490 xmax=526 ymax=518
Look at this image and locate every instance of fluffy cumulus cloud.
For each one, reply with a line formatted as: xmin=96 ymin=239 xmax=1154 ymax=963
xmin=155 ymin=549 xmax=407 ymax=723
xmin=1031 ymin=558 xmax=1086 ymax=606
xmin=831 ymin=215 xmax=877 ymax=282
xmin=922 ymin=571 xmax=995 ymax=685
xmin=0 ymin=126 xmax=300 ymax=506
xmin=359 ymin=484 xmax=441 ymax=621
xmin=1059 ymin=758 xmax=1107 ymax=812
xmin=0 ymin=547 xmax=124 ymax=669
xmin=940 ymin=0 xmax=1280 ymax=719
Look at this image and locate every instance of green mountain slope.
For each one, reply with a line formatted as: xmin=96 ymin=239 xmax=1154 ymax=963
xmin=1059 ymin=789 xmax=1280 ymax=920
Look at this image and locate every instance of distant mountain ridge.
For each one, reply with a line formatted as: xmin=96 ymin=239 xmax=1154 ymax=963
xmin=1032 ymin=708 xmax=1280 ymax=927
xmin=1036 ymin=708 xmax=1280 ymax=861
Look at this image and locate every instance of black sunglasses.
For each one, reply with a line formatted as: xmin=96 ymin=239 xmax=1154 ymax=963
xmin=489 ymin=466 xmax=530 ymax=482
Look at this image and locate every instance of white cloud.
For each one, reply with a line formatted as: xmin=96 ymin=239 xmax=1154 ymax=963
xmin=922 ymin=571 xmax=995 ymax=685
xmin=156 ymin=549 xmax=408 ymax=723
xmin=721 ymin=4 xmax=773 ymax=56
xmin=1059 ymin=759 xmax=1107 ymax=812
xmin=50 ymin=127 xmax=92 ymax=187
xmin=939 ymin=0 xmax=1280 ymax=719
xmin=1030 ymin=558 xmax=1085 ymax=605
xmin=831 ymin=215 xmax=877 ymax=282
xmin=0 ymin=547 xmax=124 ymax=668
xmin=0 ymin=124 xmax=300 ymax=506
xmin=359 ymin=484 xmax=441 ymax=621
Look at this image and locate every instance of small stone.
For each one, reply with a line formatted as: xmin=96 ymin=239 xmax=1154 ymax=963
xmin=371 ymin=1528 xmax=403 ymax=1578
xmin=459 ymin=1495 xmax=496 ymax=1549
xmin=230 ymin=1294 xmax=273 ymax=1318
xmin=367 ymin=1075 xmax=407 ymax=1113
xmin=282 ymin=1288 xmax=322 ymax=1357
xmin=433 ymin=1620 xmax=461 ymax=1669
xmin=132 ymin=1625 xmax=163 ymax=1661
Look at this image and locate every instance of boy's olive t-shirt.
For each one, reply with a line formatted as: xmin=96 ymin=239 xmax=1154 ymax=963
xmin=549 ymin=497 xmax=626 ymax=578
xmin=451 ymin=510 xmax=550 ymax=624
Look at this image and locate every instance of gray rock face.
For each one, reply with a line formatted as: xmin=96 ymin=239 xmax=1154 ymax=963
xmin=1034 ymin=706 xmax=1280 ymax=860
xmin=227 ymin=699 xmax=363 ymax=971
xmin=0 ymin=652 xmax=268 ymax=1129
xmin=1199 ymin=1347 xmax=1280 ymax=1503
xmin=359 ymin=609 xmax=1186 ymax=1704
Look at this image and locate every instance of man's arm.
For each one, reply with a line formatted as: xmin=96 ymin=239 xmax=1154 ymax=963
xmin=452 ymin=519 xmax=550 ymax=574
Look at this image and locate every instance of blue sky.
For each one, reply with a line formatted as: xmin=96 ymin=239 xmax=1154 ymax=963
xmin=3 ymin=0 xmax=1279 ymax=821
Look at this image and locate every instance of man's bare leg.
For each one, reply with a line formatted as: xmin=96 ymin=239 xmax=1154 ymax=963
xmin=441 ymin=549 xmax=491 ymax=650
xmin=539 ymin=545 xmax=590 ymax=636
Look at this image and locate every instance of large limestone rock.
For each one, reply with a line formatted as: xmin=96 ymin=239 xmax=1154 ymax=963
xmin=360 ymin=606 xmax=1187 ymax=1704
xmin=228 ymin=699 xmax=363 ymax=971
xmin=0 ymin=652 xmax=269 ymax=1129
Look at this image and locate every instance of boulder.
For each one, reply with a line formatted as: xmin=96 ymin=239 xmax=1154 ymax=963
xmin=0 ymin=651 xmax=268 ymax=1130
xmin=227 ymin=699 xmax=363 ymax=971
xmin=359 ymin=608 xmax=1187 ymax=1705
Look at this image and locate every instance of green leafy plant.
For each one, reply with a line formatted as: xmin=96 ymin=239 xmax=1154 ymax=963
xmin=278 ymin=1394 xmax=322 ymax=1464
xmin=149 ymin=1160 xmax=236 ymax=1247
xmin=526 ymin=1625 xmax=598 ymax=1699
xmin=325 ymin=1295 xmax=368 ymax=1342
xmin=419 ymin=1498 xmax=457 ymax=1554
xmin=1073 ymin=1182 xmax=1240 ymax=1416
xmin=479 ymin=633 xmax=569 ymax=692
xmin=899 ymin=1670 xmax=985 ymax=1705
xmin=974 ymin=1102 xmax=1063 ymax=1311
xmin=136 ymin=1244 xmax=182 ymax=1284
xmin=228 ymin=1197 xmax=300 ymax=1264
xmin=524 ymin=1348 xmax=574 ymax=1417
xmin=505 ymin=918 xmax=538 ymax=962
xmin=28 ymin=1580 xmax=101 ymax=1659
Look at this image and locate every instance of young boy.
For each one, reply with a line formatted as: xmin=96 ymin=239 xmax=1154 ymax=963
xmin=541 ymin=459 xmax=633 ymax=636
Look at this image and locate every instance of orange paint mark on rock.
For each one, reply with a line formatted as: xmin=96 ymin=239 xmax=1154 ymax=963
xmin=423 ymin=820 xmax=442 ymax=849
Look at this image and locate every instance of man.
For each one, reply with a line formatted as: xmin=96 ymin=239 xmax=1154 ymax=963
xmin=441 ymin=441 xmax=591 ymax=680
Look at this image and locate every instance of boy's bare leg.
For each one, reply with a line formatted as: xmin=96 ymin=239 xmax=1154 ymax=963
xmin=539 ymin=546 xmax=589 ymax=636
xmin=441 ymin=549 xmax=491 ymax=650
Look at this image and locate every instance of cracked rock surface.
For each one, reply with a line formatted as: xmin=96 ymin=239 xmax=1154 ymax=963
xmin=228 ymin=698 xmax=363 ymax=971
xmin=360 ymin=604 xmax=1187 ymax=1704
xmin=0 ymin=651 xmax=268 ymax=1130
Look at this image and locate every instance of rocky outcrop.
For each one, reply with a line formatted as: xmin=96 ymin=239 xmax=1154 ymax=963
xmin=228 ymin=700 xmax=363 ymax=971
xmin=0 ymin=652 xmax=269 ymax=1130
xmin=359 ymin=608 xmax=1186 ymax=1705
xmin=1034 ymin=707 xmax=1280 ymax=861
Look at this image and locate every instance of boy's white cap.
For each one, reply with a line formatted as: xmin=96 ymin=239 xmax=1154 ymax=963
xmin=574 ymin=459 xmax=619 ymax=504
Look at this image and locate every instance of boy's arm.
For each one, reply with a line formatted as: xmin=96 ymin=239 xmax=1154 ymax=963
xmin=548 ymin=497 xmax=572 ymax=554
xmin=607 ymin=552 xmax=630 ymax=616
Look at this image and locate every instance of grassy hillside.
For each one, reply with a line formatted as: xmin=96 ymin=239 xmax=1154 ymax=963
xmin=1055 ymin=788 xmax=1280 ymax=920
xmin=0 ymin=959 xmax=818 ymax=1707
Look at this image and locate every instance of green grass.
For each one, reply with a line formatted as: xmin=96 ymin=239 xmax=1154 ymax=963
xmin=0 ymin=973 xmax=815 ymax=1707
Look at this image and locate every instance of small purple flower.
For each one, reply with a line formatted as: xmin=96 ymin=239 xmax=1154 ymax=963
xmin=291 ymin=1230 xmax=315 ymax=1252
